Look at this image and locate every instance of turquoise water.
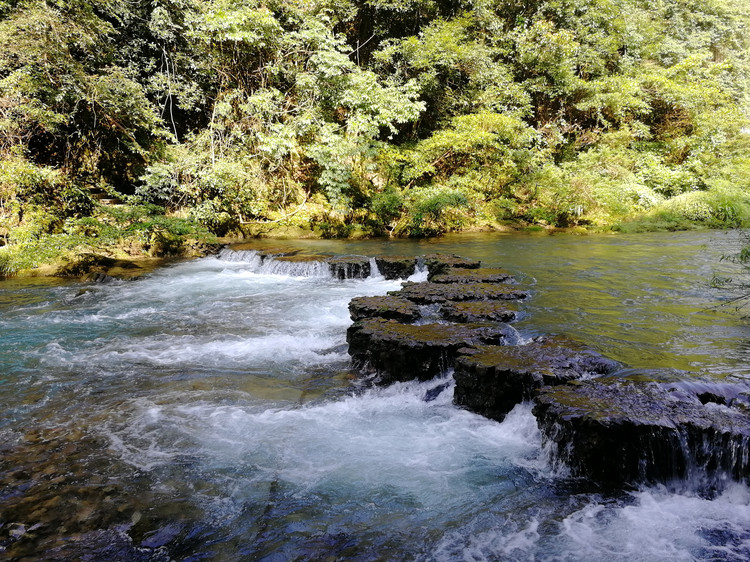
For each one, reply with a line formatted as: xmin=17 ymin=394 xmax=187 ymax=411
xmin=1 ymin=230 xmax=750 ymax=560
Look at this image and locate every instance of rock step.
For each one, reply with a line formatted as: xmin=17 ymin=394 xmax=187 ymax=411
xmin=374 ymin=256 xmax=418 ymax=280
xmin=424 ymin=253 xmax=481 ymax=279
xmin=327 ymin=255 xmax=371 ymax=279
xmin=533 ymin=379 xmax=750 ymax=488
xmin=454 ymin=336 xmax=620 ymax=422
xmin=349 ymin=295 xmax=421 ymax=323
xmin=440 ymin=300 xmax=519 ymax=323
xmin=391 ymin=281 xmax=528 ymax=304
xmin=347 ymin=318 xmax=514 ymax=384
xmin=430 ymin=267 xmax=515 ymax=284
xmin=342 ymin=250 xmax=750 ymax=491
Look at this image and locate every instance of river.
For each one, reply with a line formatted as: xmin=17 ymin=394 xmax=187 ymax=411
xmin=1 ymin=230 xmax=750 ymax=560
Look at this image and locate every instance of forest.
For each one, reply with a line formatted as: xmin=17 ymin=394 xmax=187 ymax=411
xmin=1 ymin=0 xmax=749 ymax=274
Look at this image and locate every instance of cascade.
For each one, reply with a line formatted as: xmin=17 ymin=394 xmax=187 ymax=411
xmin=345 ymin=252 xmax=750 ymax=492
xmin=4 ymin=232 xmax=750 ymax=560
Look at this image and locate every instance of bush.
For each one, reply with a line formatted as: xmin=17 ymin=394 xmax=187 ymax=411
xmin=401 ymin=187 xmax=471 ymax=237
xmin=655 ymin=188 xmax=750 ymax=227
xmin=369 ymin=188 xmax=404 ymax=227
xmin=189 ymin=200 xmax=238 ymax=236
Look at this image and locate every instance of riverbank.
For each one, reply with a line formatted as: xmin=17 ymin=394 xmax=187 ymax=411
xmin=0 ymin=207 xmax=726 ymax=281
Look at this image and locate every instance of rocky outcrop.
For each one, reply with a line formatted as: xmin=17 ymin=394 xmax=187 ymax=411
xmin=55 ymin=253 xmax=145 ymax=281
xmin=440 ymin=300 xmax=519 ymax=323
xmin=424 ymin=253 xmax=481 ymax=279
xmin=430 ymin=267 xmax=515 ymax=284
xmin=327 ymin=256 xmax=372 ymax=279
xmin=374 ymin=256 xmax=418 ymax=280
xmin=348 ymin=295 xmax=421 ymax=323
xmin=346 ymin=256 xmax=528 ymax=384
xmin=341 ymin=251 xmax=750 ymax=491
xmin=392 ymin=281 xmax=528 ymax=304
xmin=533 ymin=380 xmax=750 ymax=488
xmin=454 ymin=336 xmax=620 ymax=422
xmin=347 ymin=318 xmax=513 ymax=384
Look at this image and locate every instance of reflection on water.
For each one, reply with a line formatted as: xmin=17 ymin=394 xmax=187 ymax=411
xmin=2 ymin=230 xmax=750 ymax=560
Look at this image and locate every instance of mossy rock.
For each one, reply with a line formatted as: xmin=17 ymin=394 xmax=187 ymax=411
xmin=55 ymin=253 xmax=119 ymax=277
xmin=533 ymin=379 xmax=750 ymax=488
xmin=349 ymin=295 xmax=421 ymax=323
xmin=181 ymin=241 xmax=224 ymax=258
xmin=424 ymin=253 xmax=481 ymax=279
xmin=453 ymin=335 xmax=620 ymax=422
xmin=430 ymin=267 xmax=515 ymax=284
xmin=374 ymin=256 xmax=418 ymax=280
xmin=440 ymin=300 xmax=519 ymax=323
xmin=327 ymin=255 xmax=372 ymax=279
xmin=391 ymin=281 xmax=528 ymax=304
xmin=347 ymin=317 xmax=513 ymax=384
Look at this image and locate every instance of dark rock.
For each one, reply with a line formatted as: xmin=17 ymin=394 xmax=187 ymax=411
xmin=424 ymin=382 xmax=451 ymax=402
xmin=533 ymin=379 xmax=750 ymax=488
xmin=441 ymin=300 xmax=519 ymax=323
xmin=430 ymin=267 xmax=515 ymax=284
xmin=374 ymin=256 xmax=417 ymax=280
xmin=454 ymin=336 xmax=620 ymax=421
xmin=348 ymin=295 xmax=421 ymax=323
xmin=91 ymin=272 xmax=116 ymax=284
xmin=327 ymin=256 xmax=372 ymax=280
xmin=347 ymin=317 xmax=513 ymax=384
xmin=424 ymin=253 xmax=481 ymax=279
xmin=391 ymin=281 xmax=528 ymax=304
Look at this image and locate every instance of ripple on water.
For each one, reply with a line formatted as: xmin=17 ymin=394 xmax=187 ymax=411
xmin=3 ymin=232 xmax=750 ymax=559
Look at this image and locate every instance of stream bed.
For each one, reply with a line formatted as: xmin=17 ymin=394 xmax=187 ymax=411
xmin=2 ymin=230 xmax=750 ymax=560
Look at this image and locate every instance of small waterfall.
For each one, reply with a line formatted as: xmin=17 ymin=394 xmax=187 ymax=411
xmin=259 ymin=257 xmax=331 ymax=277
xmin=368 ymin=257 xmax=384 ymax=280
xmin=217 ymin=248 xmax=263 ymax=268
xmin=502 ymin=324 xmax=534 ymax=346
xmin=407 ymin=258 xmax=429 ymax=282
xmin=414 ymin=304 xmax=445 ymax=325
xmin=216 ymin=249 xmax=331 ymax=278
xmin=536 ymin=380 xmax=750 ymax=494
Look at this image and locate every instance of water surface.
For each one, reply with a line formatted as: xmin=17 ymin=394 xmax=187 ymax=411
xmin=2 ymin=230 xmax=750 ymax=560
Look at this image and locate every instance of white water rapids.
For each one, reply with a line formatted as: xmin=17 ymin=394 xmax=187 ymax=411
xmin=2 ymin=239 xmax=750 ymax=560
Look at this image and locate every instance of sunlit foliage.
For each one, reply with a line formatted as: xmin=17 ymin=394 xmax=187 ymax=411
xmin=0 ymin=0 xmax=748 ymax=247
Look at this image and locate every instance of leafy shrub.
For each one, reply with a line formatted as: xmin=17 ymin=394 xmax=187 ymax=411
xmin=488 ymin=197 xmax=520 ymax=221
xmin=369 ymin=188 xmax=404 ymax=227
xmin=656 ymin=188 xmax=750 ymax=227
xmin=401 ymin=187 xmax=471 ymax=237
xmin=189 ymin=200 xmax=238 ymax=236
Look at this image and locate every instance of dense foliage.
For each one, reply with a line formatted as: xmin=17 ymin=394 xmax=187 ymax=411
xmin=1 ymin=0 xmax=749 ymax=269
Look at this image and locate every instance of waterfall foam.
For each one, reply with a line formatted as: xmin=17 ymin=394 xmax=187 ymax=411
xmin=217 ymin=248 xmax=331 ymax=277
xmin=3 ymin=233 xmax=750 ymax=560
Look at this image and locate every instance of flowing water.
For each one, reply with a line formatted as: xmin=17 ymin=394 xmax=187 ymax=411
xmin=2 ymin=230 xmax=750 ymax=560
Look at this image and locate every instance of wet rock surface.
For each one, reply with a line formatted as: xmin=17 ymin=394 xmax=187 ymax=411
xmin=430 ymin=267 xmax=515 ymax=284
xmin=347 ymin=318 xmax=513 ymax=384
xmin=424 ymin=253 xmax=481 ymax=279
xmin=391 ymin=281 xmax=528 ymax=304
xmin=440 ymin=300 xmax=519 ymax=323
xmin=348 ymin=295 xmax=421 ymax=323
xmin=374 ymin=256 xmax=417 ymax=280
xmin=327 ymin=256 xmax=372 ymax=280
xmin=342 ymin=251 xmax=750 ymax=490
xmin=533 ymin=379 xmax=750 ymax=488
xmin=454 ymin=336 xmax=620 ymax=422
